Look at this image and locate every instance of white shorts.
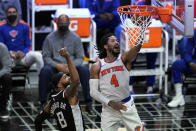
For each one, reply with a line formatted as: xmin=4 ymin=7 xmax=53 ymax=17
xmin=101 ymin=96 xmax=143 ymax=131
xmin=13 ymin=51 xmax=43 ymax=73
xmin=71 ymin=104 xmax=84 ymax=131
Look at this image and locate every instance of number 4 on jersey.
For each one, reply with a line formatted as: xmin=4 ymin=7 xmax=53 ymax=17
xmin=110 ymin=74 xmax=119 ymax=87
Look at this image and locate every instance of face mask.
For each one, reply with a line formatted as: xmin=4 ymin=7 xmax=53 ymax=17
xmin=58 ymin=26 xmax=69 ymax=33
xmin=7 ymin=15 xmax=17 ymax=24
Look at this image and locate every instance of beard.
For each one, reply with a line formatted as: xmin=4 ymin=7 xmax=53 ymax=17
xmin=112 ymin=51 xmax=120 ymax=57
xmin=62 ymin=82 xmax=70 ymax=88
xmin=108 ymin=45 xmax=120 ymax=57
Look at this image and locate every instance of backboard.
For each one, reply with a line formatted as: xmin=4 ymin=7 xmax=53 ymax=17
xmin=152 ymin=0 xmax=194 ymax=37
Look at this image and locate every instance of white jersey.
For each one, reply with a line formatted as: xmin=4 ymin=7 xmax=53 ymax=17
xmin=99 ymin=55 xmax=130 ymax=102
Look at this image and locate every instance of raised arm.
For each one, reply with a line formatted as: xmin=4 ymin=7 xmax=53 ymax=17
xmin=121 ymin=43 xmax=142 ymax=71
xmin=59 ymin=48 xmax=80 ymax=98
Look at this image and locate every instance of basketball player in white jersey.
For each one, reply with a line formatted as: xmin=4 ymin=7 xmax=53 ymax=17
xmin=90 ymin=33 xmax=143 ymax=131
xmin=34 ymin=48 xmax=84 ymax=131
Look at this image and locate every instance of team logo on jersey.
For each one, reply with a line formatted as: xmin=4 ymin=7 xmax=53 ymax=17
xmin=101 ymin=65 xmax=124 ymax=76
xmin=9 ymin=30 xmax=18 ymax=38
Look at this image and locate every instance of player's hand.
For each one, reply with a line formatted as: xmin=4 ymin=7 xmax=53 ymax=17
xmin=108 ymin=101 xmax=127 ymax=112
xmin=59 ymin=48 xmax=70 ymax=58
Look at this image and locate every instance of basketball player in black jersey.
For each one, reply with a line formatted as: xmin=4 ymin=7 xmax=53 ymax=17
xmin=34 ymin=48 xmax=84 ymax=131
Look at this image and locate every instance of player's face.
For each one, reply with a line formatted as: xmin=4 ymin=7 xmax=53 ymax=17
xmin=60 ymin=73 xmax=70 ymax=88
xmin=106 ymin=36 xmax=120 ymax=56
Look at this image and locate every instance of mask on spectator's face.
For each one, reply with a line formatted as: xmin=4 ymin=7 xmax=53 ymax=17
xmin=7 ymin=15 xmax=17 ymax=23
xmin=58 ymin=26 xmax=69 ymax=33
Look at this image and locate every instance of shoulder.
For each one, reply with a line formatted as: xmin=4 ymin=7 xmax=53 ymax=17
xmin=18 ymin=20 xmax=31 ymax=31
xmin=0 ymin=20 xmax=7 ymax=27
xmin=90 ymin=61 xmax=101 ymax=73
xmin=18 ymin=20 xmax=30 ymax=27
xmin=69 ymin=31 xmax=81 ymax=40
xmin=46 ymin=31 xmax=58 ymax=40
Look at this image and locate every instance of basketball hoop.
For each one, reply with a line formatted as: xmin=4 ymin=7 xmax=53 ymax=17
xmin=117 ymin=5 xmax=172 ymax=48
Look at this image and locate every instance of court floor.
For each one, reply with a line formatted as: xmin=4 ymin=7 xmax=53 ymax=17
xmin=0 ymin=72 xmax=196 ymax=131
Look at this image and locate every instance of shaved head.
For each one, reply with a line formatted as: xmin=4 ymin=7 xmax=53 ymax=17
xmin=57 ymin=14 xmax=70 ymax=33
xmin=57 ymin=14 xmax=70 ymax=25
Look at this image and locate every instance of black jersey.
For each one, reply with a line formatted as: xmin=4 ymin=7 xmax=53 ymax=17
xmin=50 ymin=90 xmax=76 ymax=131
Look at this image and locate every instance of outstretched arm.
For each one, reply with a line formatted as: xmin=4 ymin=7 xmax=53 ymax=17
xmin=122 ymin=43 xmax=142 ymax=71
xmin=59 ymin=48 xmax=80 ymax=98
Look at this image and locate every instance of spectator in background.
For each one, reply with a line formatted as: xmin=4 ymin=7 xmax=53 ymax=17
xmin=168 ymin=30 xmax=196 ymax=108
xmin=0 ymin=6 xmax=43 ymax=73
xmin=0 ymin=0 xmax=22 ymax=21
xmin=0 ymin=42 xmax=12 ymax=119
xmin=39 ymin=14 xmax=91 ymax=107
xmin=84 ymin=0 xmax=121 ymax=44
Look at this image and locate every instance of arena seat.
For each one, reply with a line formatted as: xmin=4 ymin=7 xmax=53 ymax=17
xmin=11 ymin=65 xmax=31 ymax=91
xmin=183 ymin=73 xmax=196 ymax=95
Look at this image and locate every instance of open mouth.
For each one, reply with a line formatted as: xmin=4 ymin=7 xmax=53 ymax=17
xmin=114 ymin=45 xmax=120 ymax=50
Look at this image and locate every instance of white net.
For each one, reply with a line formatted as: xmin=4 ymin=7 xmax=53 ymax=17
xmin=118 ymin=6 xmax=156 ymax=47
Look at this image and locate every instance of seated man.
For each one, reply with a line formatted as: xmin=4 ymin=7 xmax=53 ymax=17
xmin=0 ymin=42 xmax=12 ymax=119
xmin=0 ymin=6 xmax=43 ymax=74
xmin=168 ymin=30 xmax=196 ymax=108
xmin=39 ymin=14 xmax=91 ymax=106
xmin=84 ymin=0 xmax=121 ymax=44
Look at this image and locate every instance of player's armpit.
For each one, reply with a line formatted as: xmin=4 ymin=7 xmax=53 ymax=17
xmin=68 ymin=96 xmax=78 ymax=106
xmin=90 ymin=62 xmax=100 ymax=79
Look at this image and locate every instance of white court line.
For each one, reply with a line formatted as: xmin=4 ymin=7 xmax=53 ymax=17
xmin=11 ymin=104 xmax=33 ymax=131
xmin=27 ymin=102 xmax=57 ymax=130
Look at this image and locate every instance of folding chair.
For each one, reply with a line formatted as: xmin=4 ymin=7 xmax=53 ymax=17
xmin=11 ymin=65 xmax=31 ymax=91
xmin=183 ymin=73 xmax=196 ymax=95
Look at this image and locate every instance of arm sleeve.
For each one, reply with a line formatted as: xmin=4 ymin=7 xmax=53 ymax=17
xmin=73 ymin=38 xmax=84 ymax=66
xmin=112 ymin=0 xmax=120 ymax=16
xmin=89 ymin=79 xmax=110 ymax=106
xmin=23 ymin=24 xmax=31 ymax=54
xmin=42 ymin=37 xmax=57 ymax=67
xmin=183 ymin=36 xmax=194 ymax=63
xmin=0 ymin=43 xmax=12 ymax=77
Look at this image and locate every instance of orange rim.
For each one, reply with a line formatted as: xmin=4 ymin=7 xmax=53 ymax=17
xmin=117 ymin=5 xmax=158 ymax=16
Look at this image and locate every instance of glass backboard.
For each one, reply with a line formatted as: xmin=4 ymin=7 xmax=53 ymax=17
xmin=152 ymin=0 xmax=194 ymax=37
